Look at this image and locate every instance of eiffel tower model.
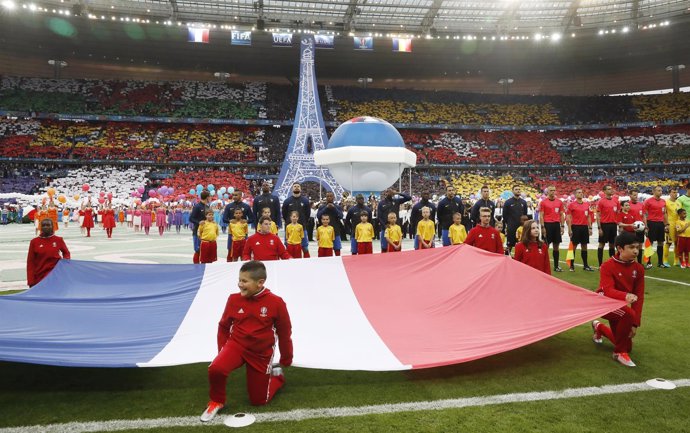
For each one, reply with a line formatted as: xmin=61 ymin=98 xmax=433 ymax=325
xmin=274 ymin=35 xmax=345 ymax=201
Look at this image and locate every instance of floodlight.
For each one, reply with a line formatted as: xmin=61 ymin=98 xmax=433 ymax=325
xmin=622 ymin=26 xmax=629 ymax=33
xmin=551 ymin=32 xmax=561 ymax=41
xmin=1 ymin=0 xmax=16 ymax=10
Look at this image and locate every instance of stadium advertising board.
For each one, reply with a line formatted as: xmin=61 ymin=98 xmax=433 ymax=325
xmin=231 ymin=31 xmax=252 ymax=46
xmin=272 ymin=33 xmax=293 ymax=47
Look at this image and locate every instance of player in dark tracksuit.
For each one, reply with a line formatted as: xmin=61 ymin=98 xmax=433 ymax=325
xmin=503 ymin=185 xmax=528 ymax=254
xmin=190 ymin=190 xmax=211 ymax=264
xmin=281 ymin=183 xmax=312 ymax=258
xmin=345 ymin=194 xmax=372 ymax=255
xmin=377 ymin=189 xmax=411 ymax=253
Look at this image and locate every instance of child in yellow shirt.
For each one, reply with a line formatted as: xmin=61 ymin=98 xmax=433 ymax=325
xmin=676 ymin=208 xmax=690 ymax=268
xmin=496 ymin=220 xmax=507 ymax=249
xmin=257 ymin=207 xmax=278 ymax=235
xmin=384 ymin=211 xmax=403 ymax=252
xmin=316 ymin=214 xmax=335 ymax=257
xmin=355 ymin=212 xmax=375 ymax=255
xmin=285 ymin=211 xmax=305 ymax=259
xmin=198 ymin=210 xmax=220 ymax=263
xmin=416 ymin=206 xmax=435 ymax=250
xmin=449 ymin=212 xmax=467 ymax=245
xmin=227 ymin=208 xmax=248 ymax=262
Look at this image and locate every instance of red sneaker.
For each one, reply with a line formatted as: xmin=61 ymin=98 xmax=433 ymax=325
xmin=612 ymin=352 xmax=636 ymax=367
xmin=200 ymin=401 xmax=224 ymax=422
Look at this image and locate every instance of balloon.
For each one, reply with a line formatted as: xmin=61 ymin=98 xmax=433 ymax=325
xmin=73 ymin=194 xmax=80 ymax=201
xmin=196 ymin=184 xmax=203 ymax=191
xmin=148 ymin=190 xmax=157 ymax=197
xmin=135 ymin=198 xmax=141 ymax=205
xmin=210 ymin=190 xmax=216 ymax=196
xmin=227 ymin=187 xmax=234 ymax=194
xmin=207 ymin=184 xmax=215 ymax=190
xmin=219 ymin=187 xmax=226 ymax=194
xmin=137 ymin=186 xmax=145 ymax=194
xmin=189 ymin=189 xmax=195 ymax=195
xmin=223 ymin=193 xmax=229 ymax=199
xmin=47 ymin=187 xmax=56 ymax=197
xmin=98 ymin=198 xmax=105 ymax=204
xmin=99 ymin=191 xmax=105 ymax=197
xmin=177 ymin=194 xmax=185 ymax=201
xmin=107 ymin=192 xmax=113 ymax=199
xmin=58 ymin=195 xmax=66 ymax=203
xmin=82 ymin=184 xmax=90 ymax=192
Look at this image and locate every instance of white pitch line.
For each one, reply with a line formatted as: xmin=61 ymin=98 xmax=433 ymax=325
xmin=645 ymin=275 xmax=690 ymax=287
xmin=1 ymin=379 xmax=688 ymax=433
xmin=558 ymin=260 xmax=690 ymax=287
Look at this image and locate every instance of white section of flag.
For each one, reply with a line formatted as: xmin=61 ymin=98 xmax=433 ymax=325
xmin=140 ymin=258 xmax=407 ymax=371
xmin=188 ymin=28 xmax=209 ymax=43
xmin=138 ymin=261 xmax=233 ymax=367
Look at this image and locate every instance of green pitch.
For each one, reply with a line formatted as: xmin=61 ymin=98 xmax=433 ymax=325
xmin=1 ymin=223 xmax=689 ymax=432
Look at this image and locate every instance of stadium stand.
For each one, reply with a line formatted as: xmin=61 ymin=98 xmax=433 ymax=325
xmin=45 ymin=166 xmax=150 ymax=201
xmin=161 ymin=169 xmax=252 ymax=197
xmin=633 ymin=93 xmax=690 ymax=123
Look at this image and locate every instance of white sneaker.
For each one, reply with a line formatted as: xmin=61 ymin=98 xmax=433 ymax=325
xmin=200 ymin=401 xmax=224 ymax=422
xmin=271 ymin=364 xmax=283 ymax=377
xmin=591 ymin=320 xmax=603 ymax=344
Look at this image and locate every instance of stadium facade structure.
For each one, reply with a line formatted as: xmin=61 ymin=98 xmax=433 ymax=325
xmin=274 ymin=35 xmax=345 ymax=201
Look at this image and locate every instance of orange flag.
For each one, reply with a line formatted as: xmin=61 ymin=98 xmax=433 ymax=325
xmin=565 ymin=242 xmax=575 ymax=268
xmin=643 ymin=237 xmax=654 ymax=263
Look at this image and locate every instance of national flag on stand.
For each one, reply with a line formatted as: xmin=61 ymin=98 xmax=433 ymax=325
xmin=188 ymin=28 xmax=210 ymax=43
xmin=565 ymin=242 xmax=575 ymax=268
xmin=392 ymin=37 xmax=412 ymax=52
xmin=643 ymin=237 xmax=654 ymax=263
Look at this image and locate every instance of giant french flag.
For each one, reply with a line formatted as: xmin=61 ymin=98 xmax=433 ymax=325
xmin=0 ymin=246 xmax=624 ymax=369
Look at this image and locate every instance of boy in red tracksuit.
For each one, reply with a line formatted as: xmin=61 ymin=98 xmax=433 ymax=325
xmin=201 ymin=260 xmax=293 ymax=422
xmin=465 ymin=207 xmax=504 ymax=254
xmin=27 ymin=218 xmax=71 ymax=287
xmin=591 ymin=232 xmax=645 ymax=367
xmin=242 ymin=216 xmax=292 ymax=261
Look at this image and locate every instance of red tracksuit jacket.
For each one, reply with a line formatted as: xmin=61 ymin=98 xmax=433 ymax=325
xmin=217 ymin=288 xmax=293 ymax=368
xmin=465 ymin=225 xmax=504 ymax=254
xmin=514 ymin=241 xmax=551 ymax=274
xmin=241 ymin=232 xmax=291 ymax=261
xmin=27 ymin=235 xmax=70 ymax=287
xmin=598 ymin=255 xmax=645 ymax=327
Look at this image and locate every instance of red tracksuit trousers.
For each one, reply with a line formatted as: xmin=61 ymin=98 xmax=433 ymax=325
xmin=208 ymin=340 xmax=284 ymax=405
xmin=598 ymin=305 xmax=637 ymax=354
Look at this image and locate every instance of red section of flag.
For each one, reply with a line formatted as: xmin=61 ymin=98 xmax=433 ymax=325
xmin=344 ymin=245 xmax=625 ymax=369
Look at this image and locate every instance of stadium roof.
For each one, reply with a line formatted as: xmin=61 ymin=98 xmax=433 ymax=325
xmin=1 ymin=1 xmax=689 ymax=94
xmin=29 ymin=0 xmax=690 ymax=35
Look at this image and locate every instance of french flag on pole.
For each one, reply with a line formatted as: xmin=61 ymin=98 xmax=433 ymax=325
xmin=188 ymin=27 xmax=210 ymax=43
xmin=392 ymin=37 xmax=412 ymax=52
xmin=0 ymin=246 xmax=624 ymax=369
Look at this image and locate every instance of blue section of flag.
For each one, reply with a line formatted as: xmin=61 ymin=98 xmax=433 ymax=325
xmin=0 ymin=260 xmax=204 ymax=367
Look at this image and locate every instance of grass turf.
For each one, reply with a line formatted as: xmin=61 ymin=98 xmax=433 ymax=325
xmin=1 ymin=250 xmax=688 ymax=432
